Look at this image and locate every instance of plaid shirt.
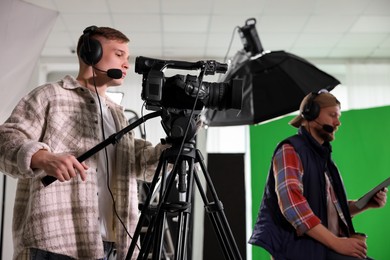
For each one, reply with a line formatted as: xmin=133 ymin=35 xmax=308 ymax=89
xmin=0 ymin=76 xmax=165 ymax=259
xmin=273 ymin=143 xmax=322 ymax=235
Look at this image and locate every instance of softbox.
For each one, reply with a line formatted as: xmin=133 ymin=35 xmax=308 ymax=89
xmin=205 ymin=18 xmax=340 ymax=127
xmin=204 ymin=51 xmax=340 ymax=126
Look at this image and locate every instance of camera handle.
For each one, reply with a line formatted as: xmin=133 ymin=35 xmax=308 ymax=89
xmin=125 ymin=137 xmax=242 ymax=260
xmin=40 ymin=110 xmax=163 ymax=186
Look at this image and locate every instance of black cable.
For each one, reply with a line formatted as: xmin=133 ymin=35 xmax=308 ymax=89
xmin=158 ymin=69 xmax=206 ymax=204
xmin=125 ymin=109 xmax=146 ymax=139
xmin=223 ymin=26 xmax=240 ymax=64
xmin=219 ymin=25 xmax=240 ymax=82
xmin=140 ymin=101 xmax=150 ymax=186
xmin=91 ymin=69 xmax=139 ymax=249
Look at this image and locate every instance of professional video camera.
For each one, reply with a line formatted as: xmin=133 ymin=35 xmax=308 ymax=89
xmin=127 ymin=56 xmax=244 ymax=260
xmin=135 ymin=56 xmax=243 ymax=112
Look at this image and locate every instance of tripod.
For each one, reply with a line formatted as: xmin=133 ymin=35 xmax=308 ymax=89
xmin=39 ymin=107 xmax=242 ymax=259
xmin=126 ymin=114 xmax=242 ymax=260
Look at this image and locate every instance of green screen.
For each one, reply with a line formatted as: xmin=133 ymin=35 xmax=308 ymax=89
xmin=250 ymin=106 xmax=390 ymax=259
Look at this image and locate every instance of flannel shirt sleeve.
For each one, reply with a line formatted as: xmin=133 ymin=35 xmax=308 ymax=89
xmin=273 ymin=143 xmax=321 ymax=235
xmin=0 ymin=88 xmax=51 ymax=178
xmin=133 ymin=138 xmax=170 ymax=181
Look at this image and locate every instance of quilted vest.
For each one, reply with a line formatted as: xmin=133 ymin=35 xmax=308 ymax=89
xmin=249 ymin=127 xmax=354 ymax=260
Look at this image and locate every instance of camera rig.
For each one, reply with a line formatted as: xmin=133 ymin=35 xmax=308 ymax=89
xmin=134 ymin=56 xmax=243 ymax=143
xmin=125 ymin=57 xmax=244 ymax=259
xmin=135 ymin=56 xmax=243 ymax=112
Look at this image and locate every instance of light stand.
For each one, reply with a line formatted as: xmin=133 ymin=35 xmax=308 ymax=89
xmin=126 ymin=112 xmax=242 ymax=260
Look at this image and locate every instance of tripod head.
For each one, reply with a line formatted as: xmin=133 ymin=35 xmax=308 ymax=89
xmin=159 ymin=108 xmax=200 ymax=146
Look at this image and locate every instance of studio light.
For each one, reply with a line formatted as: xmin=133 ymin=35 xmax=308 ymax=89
xmin=205 ymin=18 xmax=340 ymax=126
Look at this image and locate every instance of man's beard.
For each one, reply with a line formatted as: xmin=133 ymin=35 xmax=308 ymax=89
xmin=317 ymin=127 xmax=334 ymax=142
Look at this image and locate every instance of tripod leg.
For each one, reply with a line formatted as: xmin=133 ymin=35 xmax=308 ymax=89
xmin=151 ymin=211 xmax=166 ymax=259
xmin=142 ymin=157 xmax=191 ymax=260
xmin=174 ymin=159 xmax=195 ymax=260
xmin=147 ymin=156 xmax=195 ymax=260
xmin=125 ymin=150 xmax=168 ymax=260
xmin=193 ymin=149 xmax=243 ymax=260
xmin=140 ymin=159 xmax=173 ymax=260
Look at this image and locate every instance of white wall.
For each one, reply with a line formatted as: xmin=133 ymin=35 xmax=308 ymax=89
xmin=1 ymin=57 xmax=390 ymax=259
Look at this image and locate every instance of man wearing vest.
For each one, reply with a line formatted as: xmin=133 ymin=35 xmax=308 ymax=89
xmin=249 ymin=90 xmax=388 ymax=260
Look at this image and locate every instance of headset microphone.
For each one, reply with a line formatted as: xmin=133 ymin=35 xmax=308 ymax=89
xmin=322 ymin=124 xmax=334 ymax=133
xmin=106 ymin=69 xmax=123 ymax=79
xmin=314 ymin=120 xmax=334 ymax=133
xmin=302 ymin=90 xmax=335 ymax=134
xmin=93 ymin=67 xmax=123 ymax=79
xmin=79 ymin=26 xmax=123 ymax=80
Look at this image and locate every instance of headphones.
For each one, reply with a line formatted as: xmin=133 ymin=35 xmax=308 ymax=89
xmin=79 ymin=26 xmax=102 ymax=65
xmin=301 ymin=89 xmax=329 ymax=121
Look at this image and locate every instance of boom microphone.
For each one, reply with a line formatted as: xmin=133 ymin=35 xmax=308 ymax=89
xmin=93 ymin=67 xmax=123 ymax=79
xmin=322 ymin=124 xmax=334 ymax=133
xmin=314 ymin=120 xmax=334 ymax=133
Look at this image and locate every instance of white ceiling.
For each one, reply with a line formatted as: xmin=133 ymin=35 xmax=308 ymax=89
xmin=24 ymin=0 xmax=390 ymax=62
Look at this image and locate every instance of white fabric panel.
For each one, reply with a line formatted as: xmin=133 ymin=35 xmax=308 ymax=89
xmin=0 ymin=1 xmax=57 ymax=259
xmin=0 ymin=0 xmax=58 ymax=122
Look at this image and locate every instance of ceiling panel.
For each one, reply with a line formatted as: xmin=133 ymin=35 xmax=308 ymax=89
xmin=372 ymin=48 xmax=390 ymax=57
xmin=54 ymin=0 xmax=108 ymax=13
xmin=209 ymin=15 xmax=259 ymax=33
xmin=329 ymin=47 xmax=374 ymax=58
xmin=23 ymin=0 xmax=390 ymax=61
xmin=163 ymin=33 xmax=208 ymax=48
xmin=260 ymin=33 xmax=299 ymax=50
xmin=212 ymin=0 xmax=267 ymax=14
xmin=336 ymin=33 xmax=388 ymax=48
xmin=314 ymin=0 xmax=370 ymax=14
xmin=302 ymin=15 xmax=358 ymax=33
xmin=350 ymin=16 xmax=390 ymax=33
xmin=161 ymin=0 xmax=214 ymax=14
xmin=363 ymin=0 xmax=390 ymax=15
xmin=294 ymin=33 xmax=343 ymax=48
xmin=61 ymin=13 xmax=113 ymax=30
xmin=258 ymin=15 xmax=310 ymax=33
xmin=113 ymin=14 xmax=162 ymax=32
xmin=264 ymin=0 xmax=315 ymax=14
xmin=109 ymin=0 xmax=160 ymax=14
xmin=380 ymin=36 xmax=390 ymax=47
